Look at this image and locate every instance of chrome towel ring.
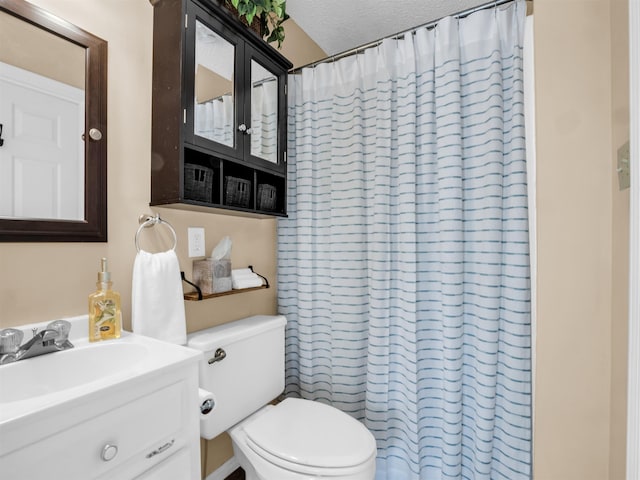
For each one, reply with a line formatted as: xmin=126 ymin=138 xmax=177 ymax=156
xmin=135 ymin=213 xmax=177 ymax=253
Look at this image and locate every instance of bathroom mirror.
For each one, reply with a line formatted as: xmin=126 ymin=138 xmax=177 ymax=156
xmin=0 ymin=0 xmax=107 ymax=242
xmin=194 ymin=19 xmax=236 ymax=148
xmin=250 ymin=59 xmax=278 ymax=163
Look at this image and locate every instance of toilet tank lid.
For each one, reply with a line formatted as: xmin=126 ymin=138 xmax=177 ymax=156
xmin=187 ymin=315 xmax=286 ymax=352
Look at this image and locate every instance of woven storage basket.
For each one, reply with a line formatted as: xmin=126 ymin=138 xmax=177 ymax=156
xmin=224 ymin=176 xmax=251 ymax=208
xmin=257 ymin=184 xmax=277 ymax=211
xmin=184 ymin=163 xmax=213 ymax=203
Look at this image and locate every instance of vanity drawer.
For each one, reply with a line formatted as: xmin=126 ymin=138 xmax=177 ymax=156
xmin=1 ymin=379 xmax=189 ymax=479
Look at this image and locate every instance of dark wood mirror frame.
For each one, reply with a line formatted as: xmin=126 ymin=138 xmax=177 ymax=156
xmin=0 ymin=0 xmax=107 ymax=242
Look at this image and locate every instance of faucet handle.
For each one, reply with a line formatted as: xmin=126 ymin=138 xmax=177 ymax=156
xmin=0 ymin=328 xmax=24 ymax=354
xmin=46 ymin=320 xmax=72 ymax=347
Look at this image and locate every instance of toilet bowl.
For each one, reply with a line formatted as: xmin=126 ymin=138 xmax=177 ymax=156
xmin=187 ymin=315 xmax=376 ymax=480
xmin=230 ymin=398 xmax=376 ymax=480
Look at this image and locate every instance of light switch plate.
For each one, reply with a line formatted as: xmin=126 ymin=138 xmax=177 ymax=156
xmin=617 ymin=141 xmax=631 ymax=191
xmin=188 ymin=227 xmax=205 ymax=257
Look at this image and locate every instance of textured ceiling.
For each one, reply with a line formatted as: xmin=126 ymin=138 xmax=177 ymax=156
xmin=286 ymin=0 xmax=491 ymax=56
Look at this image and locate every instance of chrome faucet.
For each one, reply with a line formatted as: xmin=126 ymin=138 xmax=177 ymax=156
xmin=0 ymin=320 xmax=73 ymax=365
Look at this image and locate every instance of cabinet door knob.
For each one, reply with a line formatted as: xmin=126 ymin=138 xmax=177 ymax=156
xmin=237 ymin=124 xmax=247 ymax=133
xmin=89 ymin=128 xmax=103 ymax=141
xmin=101 ymin=444 xmax=118 ymax=462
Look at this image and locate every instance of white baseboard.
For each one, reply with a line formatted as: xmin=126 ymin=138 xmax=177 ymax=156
xmin=205 ymin=456 xmax=240 ymax=480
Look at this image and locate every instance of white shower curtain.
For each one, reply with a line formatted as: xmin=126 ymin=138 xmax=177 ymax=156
xmin=251 ymin=81 xmax=278 ymax=162
xmin=195 ymin=95 xmax=234 ymax=146
xmin=278 ymin=2 xmax=531 ymax=479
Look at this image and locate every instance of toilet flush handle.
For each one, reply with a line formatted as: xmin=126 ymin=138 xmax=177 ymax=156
xmin=201 ymin=398 xmax=215 ymax=415
xmin=208 ymin=348 xmax=226 ymax=365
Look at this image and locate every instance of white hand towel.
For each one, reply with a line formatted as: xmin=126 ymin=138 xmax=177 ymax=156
xmin=132 ymin=250 xmax=187 ymax=345
xmin=231 ymin=269 xmax=263 ymax=289
xmin=233 ymin=277 xmax=263 ymax=289
xmin=231 ymin=272 xmax=257 ymax=281
xmin=231 ymin=268 xmax=254 ymax=277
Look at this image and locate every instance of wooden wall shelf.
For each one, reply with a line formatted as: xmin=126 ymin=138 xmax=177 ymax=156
xmin=184 ymin=285 xmax=268 ymax=301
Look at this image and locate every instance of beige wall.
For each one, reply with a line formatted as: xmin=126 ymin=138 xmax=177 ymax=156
xmin=0 ymin=0 xmax=277 ymax=475
xmin=0 ymin=0 xmax=630 ymax=479
xmin=277 ymin=17 xmax=326 ymax=68
xmin=0 ymin=0 xmax=279 ymax=331
xmin=534 ymin=0 xmax=628 ymax=479
xmin=0 ymin=8 xmax=84 ymax=89
xmin=609 ymin=0 xmax=630 ymax=478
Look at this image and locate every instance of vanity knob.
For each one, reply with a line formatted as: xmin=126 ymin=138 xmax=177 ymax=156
xmin=237 ymin=123 xmax=247 ymax=133
xmin=88 ymin=128 xmax=103 ymax=141
xmin=101 ymin=444 xmax=118 ymax=462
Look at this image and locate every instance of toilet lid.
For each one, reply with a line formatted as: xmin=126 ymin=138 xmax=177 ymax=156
xmin=243 ymin=398 xmax=376 ymax=469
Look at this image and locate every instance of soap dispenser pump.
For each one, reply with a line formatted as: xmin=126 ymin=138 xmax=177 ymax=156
xmin=89 ymin=258 xmax=122 ymax=342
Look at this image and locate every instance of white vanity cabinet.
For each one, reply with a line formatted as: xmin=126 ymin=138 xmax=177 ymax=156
xmin=1 ymin=365 xmax=200 ymax=480
xmin=0 ymin=324 xmax=202 ymax=480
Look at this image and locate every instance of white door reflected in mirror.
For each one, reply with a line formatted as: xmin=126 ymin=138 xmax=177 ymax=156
xmin=0 ymin=7 xmax=86 ymax=222
xmin=0 ymin=62 xmax=84 ymax=221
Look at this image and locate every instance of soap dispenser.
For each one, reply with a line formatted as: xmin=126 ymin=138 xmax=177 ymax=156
xmin=89 ymin=258 xmax=122 ymax=342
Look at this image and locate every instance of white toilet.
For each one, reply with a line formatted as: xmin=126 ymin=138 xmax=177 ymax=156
xmin=187 ymin=315 xmax=377 ymax=480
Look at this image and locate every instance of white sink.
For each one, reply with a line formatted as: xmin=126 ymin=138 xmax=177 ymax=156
xmin=0 ymin=315 xmax=203 ymax=479
xmin=0 ymin=341 xmax=148 ymax=403
xmin=0 ymin=315 xmax=202 ymax=426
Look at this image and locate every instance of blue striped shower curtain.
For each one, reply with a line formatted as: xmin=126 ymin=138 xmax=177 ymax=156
xmin=277 ymin=2 xmax=531 ymax=479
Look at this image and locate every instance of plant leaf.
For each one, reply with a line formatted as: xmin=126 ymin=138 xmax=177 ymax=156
xmin=230 ymin=0 xmax=287 ymax=46
xmin=246 ymin=4 xmax=257 ymax=24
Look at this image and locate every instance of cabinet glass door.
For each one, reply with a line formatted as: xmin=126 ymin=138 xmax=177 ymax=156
xmin=249 ymin=59 xmax=278 ymax=163
xmin=194 ymin=20 xmax=235 ymax=148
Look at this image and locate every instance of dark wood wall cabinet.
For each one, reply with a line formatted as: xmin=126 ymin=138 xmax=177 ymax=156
xmin=150 ymin=0 xmax=292 ymax=217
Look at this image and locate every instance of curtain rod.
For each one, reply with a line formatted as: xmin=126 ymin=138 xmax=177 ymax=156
xmin=290 ymin=0 xmax=518 ymax=74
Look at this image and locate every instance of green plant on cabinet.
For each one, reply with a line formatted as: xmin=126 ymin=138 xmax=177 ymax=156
xmin=227 ymin=0 xmax=289 ymax=47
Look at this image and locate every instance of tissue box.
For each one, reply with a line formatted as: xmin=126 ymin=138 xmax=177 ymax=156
xmin=192 ymin=258 xmax=232 ymax=294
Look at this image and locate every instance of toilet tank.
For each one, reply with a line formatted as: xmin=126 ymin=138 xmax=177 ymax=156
xmin=187 ymin=315 xmax=286 ymax=440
